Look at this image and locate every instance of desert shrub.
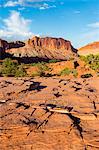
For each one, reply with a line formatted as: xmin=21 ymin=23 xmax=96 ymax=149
xmin=31 ymin=68 xmax=52 ymax=77
xmin=31 ymin=70 xmax=43 ymax=77
xmin=1 ymin=58 xmax=27 ymax=77
xmin=60 ymin=68 xmax=71 ymax=76
xmin=26 ymin=61 xmax=52 ymax=77
xmin=48 ymin=59 xmax=60 ymax=63
xmin=85 ymin=54 xmax=95 ymax=64
xmin=0 ymin=66 xmax=2 ymax=76
xmin=91 ymin=63 xmax=99 ymax=71
xmin=38 ymin=63 xmax=49 ymax=72
xmin=72 ymin=69 xmax=78 ymax=77
xmin=1 ymin=58 xmax=18 ymax=76
xmin=81 ymin=73 xmax=93 ymax=78
xmin=31 ymin=61 xmax=46 ymax=66
xmin=15 ymin=64 xmax=27 ymax=77
xmin=60 ymin=67 xmax=78 ymax=77
xmin=80 ymin=54 xmax=99 ymax=72
xmin=31 ymin=62 xmax=49 ymax=71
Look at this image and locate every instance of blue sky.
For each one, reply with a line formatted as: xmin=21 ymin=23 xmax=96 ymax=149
xmin=0 ymin=0 xmax=99 ymax=48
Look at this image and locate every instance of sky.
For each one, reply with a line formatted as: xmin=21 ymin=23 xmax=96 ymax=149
xmin=0 ymin=0 xmax=99 ymax=48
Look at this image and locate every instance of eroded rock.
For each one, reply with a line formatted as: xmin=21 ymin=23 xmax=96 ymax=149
xmin=0 ymin=77 xmax=99 ymax=150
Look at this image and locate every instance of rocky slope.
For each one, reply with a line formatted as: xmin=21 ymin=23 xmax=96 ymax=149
xmin=6 ymin=36 xmax=77 ymax=61
xmin=0 ymin=76 xmax=99 ymax=150
xmin=79 ymin=42 xmax=99 ymax=56
xmin=26 ymin=59 xmax=95 ymax=78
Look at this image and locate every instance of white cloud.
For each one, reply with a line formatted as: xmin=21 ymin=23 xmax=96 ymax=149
xmin=18 ymin=7 xmax=25 ymax=10
xmin=0 ymin=11 xmax=33 ymax=40
xmin=82 ymin=30 xmax=99 ymax=39
xmin=4 ymin=0 xmax=55 ymax=10
xmin=88 ymin=22 xmax=99 ymax=28
xmin=82 ymin=21 xmax=99 ymax=41
xmin=39 ymin=3 xmax=56 ymax=10
xmin=77 ymin=21 xmax=99 ymax=46
xmin=4 ymin=1 xmax=19 ymax=7
xmin=4 ymin=0 xmax=23 ymax=7
xmin=81 ymin=21 xmax=99 ymax=40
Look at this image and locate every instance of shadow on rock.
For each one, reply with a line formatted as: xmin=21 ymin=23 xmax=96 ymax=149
xmin=29 ymin=82 xmax=47 ymax=91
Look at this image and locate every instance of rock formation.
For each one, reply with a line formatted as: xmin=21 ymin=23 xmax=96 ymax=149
xmin=0 ymin=39 xmax=25 ymax=59
xmin=79 ymin=41 xmax=99 ymax=56
xmin=6 ymin=36 xmax=77 ymax=61
xmin=27 ymin=36 xmax=76 ymax=51
xmin=0 ymin=39 xmax=8 ymax=58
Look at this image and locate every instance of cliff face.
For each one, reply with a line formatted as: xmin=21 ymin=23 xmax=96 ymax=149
xmin=27 ymin=36 xmax=73 ymax=51
xmin=0 ymin=39 xmax=8 ymax=50
xmin=0 ymin=39 xmax=25 ymax=58
xmin=78 ymin=42 xmax=99 ymax=56
xmin=6 ymin=36 xmax=77 ymax=61
xmin=0 ymin=39 xmax=25 ymax=50
xmin=0 ymin=39 xmax=8 ymax=58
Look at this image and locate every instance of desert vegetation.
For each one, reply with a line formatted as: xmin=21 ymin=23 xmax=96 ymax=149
xmin=0 ymin=55 xmax=99 ymax=78
xmin=0 ymin=58 xmax=52 ymax=77
xmin=0 ymin=58 xmax=27 ymax=77
xmin=80 ymin=54 xmax=99 ymax=72
xmin=60 ymin=67 xmax=78 ymax=77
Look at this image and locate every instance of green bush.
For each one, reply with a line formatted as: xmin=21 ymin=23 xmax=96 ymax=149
xmin=48 ymin=59 xmax=60 ymax=63
xmin=60 ymin=67 xmax=78 ymax=77
xmin=38 ymin=63 xmax=49 ymax=72
xmin=31 ymin=62 xmax=49 ymax=72
xmin=80 ymin=54 xmax=99 ymax=72
xmin=60 ymin=67 xmax=71 ymax=76
xmin=15 ymin=64 xmax=27 ymax=77
xmin=1 ymin=58 xmax=27 ymax=77
xmin=72 ymin=69 xmax=78 ymax=77
xmin=31 ymin=71 xmax=42 ymax=77
xmin=1 ymin=58 xmax=18 ymax=76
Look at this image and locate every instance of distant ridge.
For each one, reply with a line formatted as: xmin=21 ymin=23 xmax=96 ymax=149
xmin=78 ymin=41 xmax=99 ymax=56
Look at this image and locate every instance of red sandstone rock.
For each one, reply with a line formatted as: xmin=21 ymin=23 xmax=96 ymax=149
xmin=0 ymin=77 xmax=99 ymax=150
xmin=0 ymin=39 xmax=8 ymax=50
xmin=0 ymin=39 xmax=8 ymax=58
xmin=79 ymin=41 xmax=99 ymax=56
xmin=27 ymin=36 xmax=73 ymax=51
xmin=6 ymin=36 xmax=77 ymax=60
xmin=0 ymin=39 xmax=25 ymax=58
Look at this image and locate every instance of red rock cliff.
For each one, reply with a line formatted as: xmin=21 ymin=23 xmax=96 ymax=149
xmin=0 ymin=39 xmax=8 ymax=58
xmin=0 ymin=39 xmax=25 ymax=58
xmin=27 ymin=36 xmax=73 ymax=51
xmin=7 ymin=36 xmax=77 ymax=61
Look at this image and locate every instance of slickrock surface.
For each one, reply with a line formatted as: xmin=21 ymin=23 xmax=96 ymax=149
xmin=0 ymin=77 xmax=99 ymax=150
xmin=6 ymin=36 xmax=77 ymax=60
xmin=79 ymin=42 xmax=99 ymax=56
